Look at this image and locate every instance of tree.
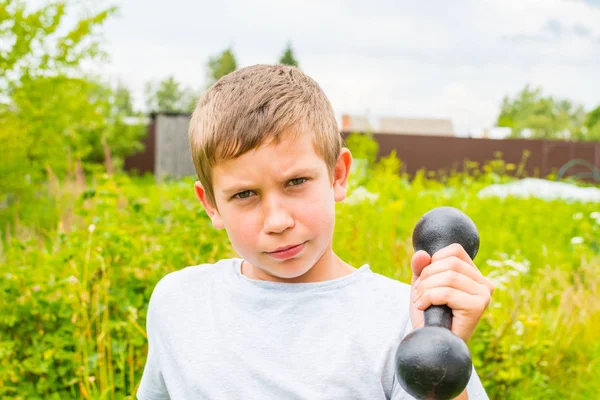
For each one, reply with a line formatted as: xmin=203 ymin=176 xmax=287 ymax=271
xmin=206 ymin=47 xmax=237 ymax=88
xmin=585 ymin=105 xmax=600 ymax=131
xmin=582 ymin=105 xmax=600 ymax=141
xmin=144 ymin=75 xmax=198 ymax=113
xmin=114 ymin=80 xmax=135 ymax=115
xmin=85 ymin=81 xmax=147 ymax=170
xmin=0 ymin=1 xmax=151 ymax=234
xmin=278 ymin=41 xmax=299 ymax=68
xmin=497 ymin=85 xmax=586 ymax=140
xmin=0 ymin=0 xmax=117 ymax=197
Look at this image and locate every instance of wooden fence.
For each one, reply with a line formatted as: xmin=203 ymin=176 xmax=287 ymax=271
xmin=343 ymin=132 xmax=600 ymax=180
xmin=123 ymin=113 xmax=600 ymax=181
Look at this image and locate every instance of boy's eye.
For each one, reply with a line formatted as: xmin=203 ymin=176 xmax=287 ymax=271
xmin=232 ymin=178 xmax=308 ymax=200
xmin=289 ymin=177 xmax=308 ymax=186
xmin=234 ymin=190 xmax=253 ymax=200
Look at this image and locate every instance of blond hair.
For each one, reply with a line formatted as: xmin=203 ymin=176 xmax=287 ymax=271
xmin=188 ymin=64 xmax=342 ymax=209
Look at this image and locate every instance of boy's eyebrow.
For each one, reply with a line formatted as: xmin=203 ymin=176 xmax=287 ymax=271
xmin=221 ymin=167 xmax=319 ymax=195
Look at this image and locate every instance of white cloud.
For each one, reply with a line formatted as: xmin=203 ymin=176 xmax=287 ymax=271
xmin=86 ymin=0 xmax=600 ymax=131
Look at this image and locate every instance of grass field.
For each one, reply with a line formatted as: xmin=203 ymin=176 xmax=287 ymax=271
xmin=1 ymin=152 xmax=599 ymax=399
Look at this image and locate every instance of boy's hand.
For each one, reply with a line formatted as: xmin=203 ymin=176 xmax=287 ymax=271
xmin=409 ymin=243 xmax=495 ymax=344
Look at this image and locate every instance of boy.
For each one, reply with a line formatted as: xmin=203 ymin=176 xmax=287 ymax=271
xmin=137 ymin=64 xmax=494 ymax=399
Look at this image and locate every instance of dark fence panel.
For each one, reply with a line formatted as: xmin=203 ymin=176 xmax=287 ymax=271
xmin=341 ymin=132 xmax=600 ymax=180
xmin=124 ymin=118 xmax=156 ymax=175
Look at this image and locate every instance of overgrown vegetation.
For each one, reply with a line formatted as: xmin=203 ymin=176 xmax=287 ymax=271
xmin=1 ymin=139 xmax=599 ymax=398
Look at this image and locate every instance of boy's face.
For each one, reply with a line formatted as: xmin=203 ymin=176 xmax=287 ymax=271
xmin=194 ymin=130 xmax=352 ymax=282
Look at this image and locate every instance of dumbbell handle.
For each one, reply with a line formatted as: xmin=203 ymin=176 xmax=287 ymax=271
xmin=425 ymin=304 xmax=452 ymax=329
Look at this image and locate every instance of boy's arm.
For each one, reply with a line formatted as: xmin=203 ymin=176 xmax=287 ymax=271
xmin=456 ymin=390 xmax=469 ymax=400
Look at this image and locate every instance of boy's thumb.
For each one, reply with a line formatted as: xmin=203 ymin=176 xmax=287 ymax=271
xmin=411 ymin=250 xmax=432 ymax=285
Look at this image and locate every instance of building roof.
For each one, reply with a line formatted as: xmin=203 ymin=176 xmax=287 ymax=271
xmin=342 ymin=114 xmax=454 ymax=136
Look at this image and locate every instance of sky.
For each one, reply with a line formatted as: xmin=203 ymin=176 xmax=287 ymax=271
xmin=88 ymin=0 xmax=600 ymax=135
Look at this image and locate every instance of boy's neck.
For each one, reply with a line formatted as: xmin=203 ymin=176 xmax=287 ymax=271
xmin=241 ymin=251 xmax=356 ymax=283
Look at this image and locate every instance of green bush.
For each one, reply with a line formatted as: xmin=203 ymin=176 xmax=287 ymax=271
xmin=1 ymin=147 xmax=599 ymax=398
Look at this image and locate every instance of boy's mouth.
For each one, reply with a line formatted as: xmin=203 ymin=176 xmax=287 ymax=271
xmin=266 ymin=241 xmax=307 ymax=259
xmin=268 ymin=243 xmax=304 ymax=253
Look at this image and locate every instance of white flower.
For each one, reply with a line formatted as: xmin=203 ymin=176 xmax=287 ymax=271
xmin=88 ymin=224 xmax=96 ymax=233
xmin=513 ymin=320 xmax=524 ymax=336
xmin=590 ymin=212 xmax=600 ymax=220
xmin=570 ymin=236 xmax=584 ymax=245
xmin=66 ymin=276 xmax=79 ymax=284
xmin=486 ymin=260 xmax=503 ymax=268
xmin=504 ymin=259 xmax=530 ymax=274
xmin=573 ymin=212 xmax=583 ymax=220
xmin=344 ymin=186 xmax=379 ymax=206
xmin=486 ymin=273 xmax=509 ymax=290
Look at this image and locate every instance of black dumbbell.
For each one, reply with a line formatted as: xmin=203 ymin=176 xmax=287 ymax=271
xmin=394 ymin=206 xmax=480 ymax=400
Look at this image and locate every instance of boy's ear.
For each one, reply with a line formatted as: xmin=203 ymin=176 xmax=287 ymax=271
xmin=333 ymin=147 xmax=353 ymax=202
xmin=194 ymin=182 xmax=225 ymax=229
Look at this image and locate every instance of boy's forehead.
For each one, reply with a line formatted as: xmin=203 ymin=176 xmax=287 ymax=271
xmin=213 ymin=137 xmax=324 ymax=189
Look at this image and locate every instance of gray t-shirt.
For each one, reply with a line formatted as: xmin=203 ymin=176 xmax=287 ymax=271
xmin=137 ymin=258 xmax=489 ymax=399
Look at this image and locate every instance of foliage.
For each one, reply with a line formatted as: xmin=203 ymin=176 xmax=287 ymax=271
xmin=206 ymin=47 xmax=237 ymax=88
xmin=144 ymin=76 xmax=198 ymax=114
xmin=585 ymin=105 xmax=600 ymax=130
xmin=344 ymin=131 xmax=380 ymax=187
xmin=0 ymin=1 xmax=146 ymax=235
xmin=345 ymin=131 xmax=379 ymax=165
xmin=2 ymin=140 xmax=600 ymax=398
xmin=0 ymin=0 xmax=115 ymax=85
xmin=278 ymin=41 xmax=299 ymax=68
xmin=583 ymin=105 xmax=600 ymax=140
xmin=497 ymin=85 xmax=587 ymax=140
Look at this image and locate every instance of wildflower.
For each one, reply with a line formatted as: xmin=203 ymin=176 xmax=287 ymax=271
xmin=486 ymin=273 xmax=509 ymax=290
xmin=88 ymin=224 xmax=96 ymax=233
xmin=504 ymin=259 xmax=530 ymax=274
xmin=513 ymin=320 xmax=524 ymax=336
xmin=570 ymin=236 xmax=584 ymax=245
xmin=344 ymin=186 xmax=379 ymax=206
xmin=573 ymin=212 xmax=583 ymax=220
xmin=485 ymin=260 xmax=503 ymax=268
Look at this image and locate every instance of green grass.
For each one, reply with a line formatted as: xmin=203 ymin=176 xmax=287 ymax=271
xmin=1 ymin=153 xmax=599 ymax=399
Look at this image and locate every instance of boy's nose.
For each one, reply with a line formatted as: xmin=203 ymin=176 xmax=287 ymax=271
xmin=262 ymin=201 xmax=294 ymax=234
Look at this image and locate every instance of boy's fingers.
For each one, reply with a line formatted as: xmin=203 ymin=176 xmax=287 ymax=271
xmin=418 ymin=257 xmax=496 ymax=295
xmin=411 ymin=250 xmax=432 ymax=284
xmin=420 ymin=257 xmax=483 ymax=285
xmin=415 ymin=287 xmax=491 ymax=314
xmin=431 ymin=243 xmax=476 ymax=268
xmin=413 ymin=270 xmax=482 ymax=302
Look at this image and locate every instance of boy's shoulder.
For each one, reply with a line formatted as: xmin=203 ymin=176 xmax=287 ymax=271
xmin=148 ymin=258 xmax=235 ymax=303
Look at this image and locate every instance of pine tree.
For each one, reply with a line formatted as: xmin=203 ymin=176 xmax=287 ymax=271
xmin=207 ymin=47 xmax=238 ymax=87
xmin=278 ymin=41 xmax=299 ymax=68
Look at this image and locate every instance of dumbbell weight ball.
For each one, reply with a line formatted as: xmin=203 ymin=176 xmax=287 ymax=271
xmin=394 ymin=206 xmax=480 ymax=400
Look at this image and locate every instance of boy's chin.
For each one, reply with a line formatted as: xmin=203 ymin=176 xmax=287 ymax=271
xmin=247 ymin=256 xmax=316 ymax=282
xmin=263 ymin=258 xmax=311 ymax=278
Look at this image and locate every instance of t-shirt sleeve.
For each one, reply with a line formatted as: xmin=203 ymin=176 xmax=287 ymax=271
xmin=137 ymin=285 xmax=170 ymax=400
